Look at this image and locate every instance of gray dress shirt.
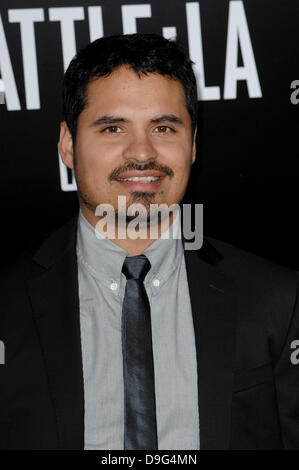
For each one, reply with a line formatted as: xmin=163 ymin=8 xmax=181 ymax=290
xmin=76 ymin=209 xmax=200 ymax=450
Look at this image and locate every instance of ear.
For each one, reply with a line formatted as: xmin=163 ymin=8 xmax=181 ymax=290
xmin=59 ymin=121 xmax=74 ymax=169
xmin=191 ymin=127 xmax=197 ymax=164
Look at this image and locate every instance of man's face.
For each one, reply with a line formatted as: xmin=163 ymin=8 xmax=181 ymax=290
xmin=60 ymin=65 xmax=196 ymax=222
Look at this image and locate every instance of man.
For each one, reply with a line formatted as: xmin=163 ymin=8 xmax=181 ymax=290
xmin=0 ymin=33 xmax=299 ymax=450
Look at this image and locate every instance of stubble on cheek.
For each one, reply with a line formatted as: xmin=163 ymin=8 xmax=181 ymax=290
xmin=76 ymin=177 xmax=98 ymax=213
xmin=73 ymin=155 xmax=101 ymax=213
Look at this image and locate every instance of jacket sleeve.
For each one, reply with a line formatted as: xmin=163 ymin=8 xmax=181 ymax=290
xmin=274 ymin=270 xmax=299 ymax=449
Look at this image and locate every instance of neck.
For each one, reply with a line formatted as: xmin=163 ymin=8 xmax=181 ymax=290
xmin=80 ymin=206 xmax=176 ymax=256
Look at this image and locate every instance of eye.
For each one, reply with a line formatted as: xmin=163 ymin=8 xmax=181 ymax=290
xmin=102 ymin=126 xmax=122 ymax=133
xmin=154 ymin=126 xmax=174 ymax=134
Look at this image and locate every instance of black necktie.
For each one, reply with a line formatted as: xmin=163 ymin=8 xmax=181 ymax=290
xmin=121 ymin=254 xmax=158 ymax=450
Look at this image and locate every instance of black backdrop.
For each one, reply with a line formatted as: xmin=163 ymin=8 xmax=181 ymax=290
xmin=0 ymin=0 xmax=298 ymax=268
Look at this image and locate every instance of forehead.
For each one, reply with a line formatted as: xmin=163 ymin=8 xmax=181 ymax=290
xmin=82 ymin=65 xmax=188 ymax=118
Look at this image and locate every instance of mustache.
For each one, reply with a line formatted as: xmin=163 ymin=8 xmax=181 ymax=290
xmin=109 ymin=161 xmax=174 ymax=180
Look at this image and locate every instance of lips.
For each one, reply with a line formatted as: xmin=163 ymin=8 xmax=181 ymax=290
xmin=113 ymin=171 xmax=166 ymax=190
xmin=114 ymin=171 xmax=165 ymax=179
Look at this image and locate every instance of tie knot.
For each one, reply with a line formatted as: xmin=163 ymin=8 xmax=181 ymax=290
xmin=122 ymin=254 xmax=151 ymax=281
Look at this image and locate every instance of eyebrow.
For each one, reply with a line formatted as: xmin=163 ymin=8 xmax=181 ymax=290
xmin=150 ymin=114 xmax=183 ymax=126
xmin=89 ymin=115 xmax=128 ymax=127
xmin=89 ymin=114 xmax=184 ymax=127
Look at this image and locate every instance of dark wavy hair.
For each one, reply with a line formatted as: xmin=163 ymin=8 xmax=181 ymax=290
xmin=62 ymin=33 xmax=198 ymax=142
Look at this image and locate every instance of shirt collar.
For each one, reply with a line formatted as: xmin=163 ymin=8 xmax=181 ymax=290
xmin=143 ymin=208 xmax=184 ymax=290
xmin=76 ymin=208 xmax=184 ymax=293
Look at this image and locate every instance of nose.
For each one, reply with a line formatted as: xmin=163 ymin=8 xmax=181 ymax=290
xmin=122 ymin=132 xmax=158 ymax=162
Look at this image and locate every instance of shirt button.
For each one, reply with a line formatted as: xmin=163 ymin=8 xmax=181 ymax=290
xmin=152 ymin=279 xmax=160 ymax=287
xmin=110 ymin=282 xmax=118 ymax=291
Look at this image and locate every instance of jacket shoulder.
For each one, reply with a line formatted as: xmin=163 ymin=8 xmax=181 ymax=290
xmin=205 ymin=235 xmax=296 ymax=281
xmin=204 ymin=236 xmax=298 ymax=349
xmin=0 ymin=215 xmax=78 ymax=286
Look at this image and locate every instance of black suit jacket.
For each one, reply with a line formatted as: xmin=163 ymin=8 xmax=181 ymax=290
xmin=0 ymin=214 xmax=299 ymax=450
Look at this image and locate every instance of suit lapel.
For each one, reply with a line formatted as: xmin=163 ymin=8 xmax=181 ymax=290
xmin=26 ymin=216 xmax=84 ymax=450
xmin=184 ymin=241 xmax=237 ymax=450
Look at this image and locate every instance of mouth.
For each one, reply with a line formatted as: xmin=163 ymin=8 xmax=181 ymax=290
xmin=113 ymin=172 xmax=166 ymax=191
